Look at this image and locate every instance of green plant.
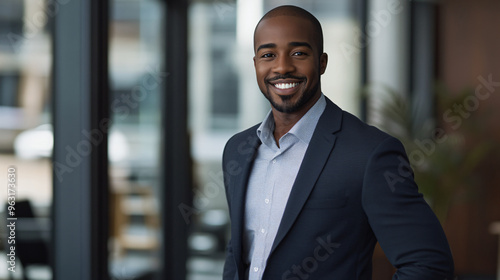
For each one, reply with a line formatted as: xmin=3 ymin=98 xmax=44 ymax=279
xmin=362 ymin=84 xmax=495 ymax=222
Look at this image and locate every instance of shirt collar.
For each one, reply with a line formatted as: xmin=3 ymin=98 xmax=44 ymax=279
xmin=256 ymin=93 xmax=326 ymax=146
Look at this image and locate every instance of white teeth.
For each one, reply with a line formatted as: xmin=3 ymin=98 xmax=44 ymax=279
xmin=274 ymin=83 xmax=299 ymax=89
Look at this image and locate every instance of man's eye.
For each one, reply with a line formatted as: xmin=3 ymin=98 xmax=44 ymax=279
xmin=293 ymin=51 xmax=306 ymax=56
xmin=261 ymin=53 xmax=274 ymax=58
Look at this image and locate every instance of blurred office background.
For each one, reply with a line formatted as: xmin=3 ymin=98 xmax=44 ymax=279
xmin=0 ymin=0 xmax=499 ymax=279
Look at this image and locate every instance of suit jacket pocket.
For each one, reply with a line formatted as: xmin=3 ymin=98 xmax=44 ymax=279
xmin=303 ymin=197 xmax=347 ymax=209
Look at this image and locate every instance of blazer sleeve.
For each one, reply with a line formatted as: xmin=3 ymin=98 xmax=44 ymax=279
xmin=222 ymin=176 xmax=237 ymax=279
xmin=223 ymin=238 xmax=237 ymax=279
xmin=222 ymin=140 xmax=237 ymax=280
xmin=362 ymin=137 xmax=454 ymax=280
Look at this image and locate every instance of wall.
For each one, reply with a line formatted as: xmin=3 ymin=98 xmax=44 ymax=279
xmin=438 ymin=0 xmax=500 ymax=276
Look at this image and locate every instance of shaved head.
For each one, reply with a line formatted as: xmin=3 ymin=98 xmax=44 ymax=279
xmin=254 ymin=5 xmax=324 ymax=54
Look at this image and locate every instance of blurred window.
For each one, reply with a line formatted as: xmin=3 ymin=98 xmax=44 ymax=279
xmin=0 ymin=0 xmax=24 ymax=50
xmin=108 ymin=0 xmax=165 ymax=279
xmin=0 ymin=0 xmax=53 ymax=279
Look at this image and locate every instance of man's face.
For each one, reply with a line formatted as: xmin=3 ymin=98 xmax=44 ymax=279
xmin=253 ymin=15 xmax=327 ymax=114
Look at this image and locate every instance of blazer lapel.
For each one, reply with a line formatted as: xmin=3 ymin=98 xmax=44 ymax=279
xmin=270 ymin=99 xmax=343 ymax=255
xmin=229 ymin=132 xmax=261 ymax=271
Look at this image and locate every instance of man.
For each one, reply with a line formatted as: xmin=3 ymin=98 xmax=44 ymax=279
xmin=222 ymin=5 xmax=454 ymax=280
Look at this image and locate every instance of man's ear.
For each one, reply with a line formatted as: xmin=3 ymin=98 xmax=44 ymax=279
xmin=319 ymin=53 xmax=328 ymax=75
xmin=253 ymin=56 xmax=256 ymax=67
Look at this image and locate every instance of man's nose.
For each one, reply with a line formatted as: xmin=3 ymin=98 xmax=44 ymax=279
xmin=273 ymin=55 xmax=295 ymax=74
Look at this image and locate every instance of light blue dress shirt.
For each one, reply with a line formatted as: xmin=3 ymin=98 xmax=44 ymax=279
xmin=243 ymin=94 xmax=326 ymax=280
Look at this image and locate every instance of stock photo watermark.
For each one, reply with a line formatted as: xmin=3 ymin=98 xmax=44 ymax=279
xmin=213 ymin=0 xmax=235 ymax=21
xmin=6 ymin=166 xmax=18 ymax=273
xmin=340 ymin=0 xmax=404 ymax=61
xmin=179 ymin=169 xmax=225 ymax=224
xmin=178 ymin=134 xmax=258 ymax=224
xmin=282 ymin=235 xmax=340 ymax=280
xmin=8 ymin=0 xmax=71 ymax=53
xmin=53 ymin=65 xmax=169 ymax=182
xmin=384 ymin=74 xmax=500 ymax=191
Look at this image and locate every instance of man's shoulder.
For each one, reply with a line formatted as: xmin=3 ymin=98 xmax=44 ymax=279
xmin=333 ymin=106 xmax=401 ymax=151
xmin=323 ymin=97 xmax=391 ymax=142
xmin=320 ymin=97 xmax=390 ymax=140
xmin=226 ymin=123 xmax=260 ymax=144
xmin=341 ymin=110 xmax=388 ymax=138
xmin=223 ymin=123 xmax=261 ymax=157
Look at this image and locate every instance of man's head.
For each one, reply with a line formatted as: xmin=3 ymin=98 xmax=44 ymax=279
xmin=253 ymin=5 xmax=327 ymax=114
xmin=254 ymin=5 xmax=324 ymax=54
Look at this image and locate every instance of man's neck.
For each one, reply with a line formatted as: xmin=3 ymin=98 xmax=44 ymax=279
xmin=272 ymin=93 xmax=321 ymax=146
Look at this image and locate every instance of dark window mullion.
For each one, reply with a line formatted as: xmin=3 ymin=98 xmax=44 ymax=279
xmin=52 ymin=0 xmax=109 ymax=279
xmin=160 ymin=0 xmax=191 ymax=279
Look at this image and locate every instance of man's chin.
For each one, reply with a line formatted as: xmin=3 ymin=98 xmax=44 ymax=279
xmin=268 ymin=92 xmax=309 ymax=113
xmin=269 ymin=100 xmax=300 ymax=114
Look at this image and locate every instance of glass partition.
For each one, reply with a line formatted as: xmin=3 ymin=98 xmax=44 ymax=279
xmin=0 ymin=0 xmax=53 ymax=279
xmin=107 ymin=0 xmax=166 ymax=279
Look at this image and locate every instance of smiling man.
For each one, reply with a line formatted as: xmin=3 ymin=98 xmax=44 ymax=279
xmin=222 ymin=5 xmax=454 ymax=280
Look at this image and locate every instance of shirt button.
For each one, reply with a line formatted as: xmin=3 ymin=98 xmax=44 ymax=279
xmin=272 ymin=159 xmax=276 ymax=164
xmin=253 ymin=267 xmax=259 ymax=272
xmin=264 ymin=198 xmax=270 ymax=204
xmin=260 ymin=228 xmax=266 ymax=233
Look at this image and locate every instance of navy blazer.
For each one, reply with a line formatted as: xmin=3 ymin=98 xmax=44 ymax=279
xmin=222 ymin=97 xmax=454 ymax=280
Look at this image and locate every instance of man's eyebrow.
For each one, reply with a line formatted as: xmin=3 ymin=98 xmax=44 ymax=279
xmin=256 ymin=43 xmax=276 ymax=52
xmin=289 ymin=42 xmax=312 ymax=49
xmin=256 ymin=42 xmax=313 ymax=52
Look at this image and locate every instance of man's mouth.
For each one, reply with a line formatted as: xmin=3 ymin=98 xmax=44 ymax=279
xmin=273 ymin=82 xmax=300 ymax=90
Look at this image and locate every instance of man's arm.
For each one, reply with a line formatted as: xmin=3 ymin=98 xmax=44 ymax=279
xmin=223 ymin=238 xmax=237 ymax=279
xmin=362 ymin=137 xmax=454 ymax=280
xmin=222 ymin=140 xmax=237 ymax=280
xmin=222 ymin=172 xmax=237 ymax=279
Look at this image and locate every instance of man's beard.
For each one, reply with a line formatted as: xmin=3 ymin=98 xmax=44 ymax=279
xmin=263 ymin=77 xmax=319 ymax=114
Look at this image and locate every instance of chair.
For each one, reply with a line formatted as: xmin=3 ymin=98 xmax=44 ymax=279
xmin=5 ymin=200 xmax=50 ymax=280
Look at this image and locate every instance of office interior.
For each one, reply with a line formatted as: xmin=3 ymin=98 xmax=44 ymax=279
xmin=0 ymin=0 xmax=499 ymax=279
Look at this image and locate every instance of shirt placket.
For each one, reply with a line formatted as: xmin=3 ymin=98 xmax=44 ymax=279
xmin=250 ymin=149 xmax=278 ymax=279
